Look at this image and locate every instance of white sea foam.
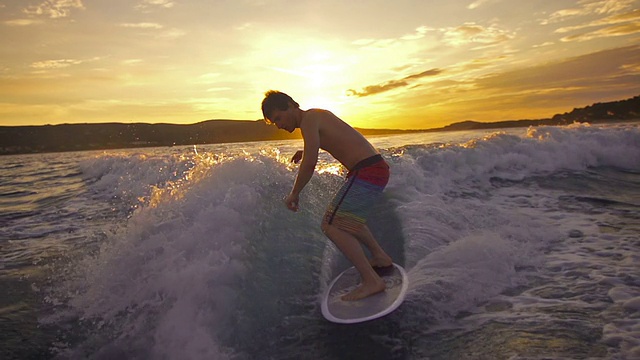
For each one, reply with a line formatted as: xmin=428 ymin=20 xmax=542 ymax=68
xmin=53 ymin=154 xmax=297 ymax=359
xmin=385 ymin=124 xmax=640 ymax=350
xmin=78 ymin=151 xmax=198 ymax=204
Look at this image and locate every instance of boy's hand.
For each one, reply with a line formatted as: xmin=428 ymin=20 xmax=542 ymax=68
xmin=290 ymin=150 xmax=303 ymax=164
xmin=284 ymin=193 xmax=299 ymax=212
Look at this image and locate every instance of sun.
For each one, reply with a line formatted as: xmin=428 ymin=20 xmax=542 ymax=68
xmin=303 ymin=95 xmax=344 ymax=115
xmin=292 ymin=50 xmax=350 ymax=113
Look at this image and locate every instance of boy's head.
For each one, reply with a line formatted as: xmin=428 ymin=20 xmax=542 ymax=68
xmin=261 ymin=90 xmax=299 ymax=124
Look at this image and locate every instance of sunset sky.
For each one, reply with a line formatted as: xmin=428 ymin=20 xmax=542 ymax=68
xmin=1 ymin=0 xmax=639 ymax=129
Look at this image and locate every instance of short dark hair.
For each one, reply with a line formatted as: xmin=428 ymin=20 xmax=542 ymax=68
xmin=261 ymin=90 xmax=299 ymax=122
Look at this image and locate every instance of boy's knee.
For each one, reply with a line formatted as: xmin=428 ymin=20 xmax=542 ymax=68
xmin=321 ymin=220 xmax=331 ymax=235
xmin=322 ymin=218 xmax=345 ymax=236
xmin=321 ymin=220 xmax=362 ymax=237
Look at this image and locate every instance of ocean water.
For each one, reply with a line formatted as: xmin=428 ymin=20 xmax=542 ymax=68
xmin=1 ymin=123 xmax=639 ymax=360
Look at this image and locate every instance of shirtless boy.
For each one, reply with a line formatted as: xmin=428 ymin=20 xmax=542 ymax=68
xmin=261 ymin=90 xmax=393 ymax=301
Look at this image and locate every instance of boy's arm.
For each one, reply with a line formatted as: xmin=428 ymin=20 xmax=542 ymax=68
xmin=284 ymin=115 xmax=320 ymax=211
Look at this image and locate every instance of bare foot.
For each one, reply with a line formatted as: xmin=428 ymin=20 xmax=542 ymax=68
xmin=341 ymin=278 xmax=386 ymax=301
xmin=369 ymin=255 xmax=392 ymax=268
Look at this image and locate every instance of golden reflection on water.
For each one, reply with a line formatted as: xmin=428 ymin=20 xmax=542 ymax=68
xmin=147 ymin=151 xmax=225 ymax=208
xmin=138 ymin=146 xmax=346 ymax=209
xmin=316 ymin=163 xmax=344 ymax=176
xmin=461 ymin=132 xmax=507 ymax=148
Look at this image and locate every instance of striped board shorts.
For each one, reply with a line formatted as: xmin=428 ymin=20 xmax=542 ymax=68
xmin=324 ymin=154 xmax=390 ymax=234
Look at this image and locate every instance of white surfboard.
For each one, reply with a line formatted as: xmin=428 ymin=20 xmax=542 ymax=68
xmin=321 ymin=263 xmax=409 ymax=324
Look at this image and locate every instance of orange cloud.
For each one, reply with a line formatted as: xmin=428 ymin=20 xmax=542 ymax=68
xmin=347 ymin=68 xmax=443 ymax=97
xmin=561 ymin=22 xmax=640 ymax=42
xmin=556 ymin=9 xmax=640 ymax=33
xmin=374 ymin=45 xmax=640 ymax=129
xmin=472 ymin=45 xmax=640 ymax=95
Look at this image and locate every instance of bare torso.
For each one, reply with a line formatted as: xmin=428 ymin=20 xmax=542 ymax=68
xmin=301 ymin=109 xmax=378 ymax=170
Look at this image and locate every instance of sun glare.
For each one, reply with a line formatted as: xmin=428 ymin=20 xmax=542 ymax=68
xmin=290 ymin=49 xmax=351 ymax=115
xmin=304 ymin=95 xmax=343 ymax=115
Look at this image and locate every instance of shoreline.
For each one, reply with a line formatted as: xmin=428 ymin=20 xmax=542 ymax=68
xmin=1 ymin=95 xmax=638 ymax=156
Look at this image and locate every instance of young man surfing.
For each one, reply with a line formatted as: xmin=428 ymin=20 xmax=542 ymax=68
xmin=261 ymin=91 xmax=393 ymax=301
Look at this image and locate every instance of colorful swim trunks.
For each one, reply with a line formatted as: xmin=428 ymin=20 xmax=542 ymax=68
xmin=324 ymin=154 xmax=390 ymax=234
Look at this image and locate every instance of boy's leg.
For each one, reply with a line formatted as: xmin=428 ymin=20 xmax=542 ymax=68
xmin=322 ymin=222 xmax=385 ymax=301
xmin=322 ymin=158 xmax=391 ymax=301
xmin=355 ymin=225 xmax=393 ymax=268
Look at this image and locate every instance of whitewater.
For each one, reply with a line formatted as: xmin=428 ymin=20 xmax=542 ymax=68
xmin=1 ymin=123 xmax=639 ymax=359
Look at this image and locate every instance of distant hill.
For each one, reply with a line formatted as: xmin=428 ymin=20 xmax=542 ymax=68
xmin=0 ymin=120 xmax=292 ymax=155
xmin=439 ymin=95 xmax=640 ymax=131
xmin=0 ymin=119 xmax=421 ymax=155
xmin=1 ymin=95 xmax=638 ymax=155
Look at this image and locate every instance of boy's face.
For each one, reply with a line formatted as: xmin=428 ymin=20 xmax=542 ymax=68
xmin=267 ymin=104 xmax=296 ymax=133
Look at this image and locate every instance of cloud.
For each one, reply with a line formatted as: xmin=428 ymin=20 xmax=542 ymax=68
xmin=405 ymin=69 xmax=444 ymax=80
xmin=23 ymin=0 xmax=85 ymax=19
xmin=541 ymin=0 xmax=636 ymax=25
xmin=387 ymin=45 xmax=640 ymax=128
xmin=474 ymin=45 xmax=640 ymax=94
xmin=353 ymin=26 xmax=433 ymax=50
xmin=119 ymin=22 xmax=185 ymax=39
xmin=30 ymin=57 xmax=100 ymax=70
xmin=4 ymin=19 xmax=43 ymax=26
xmin=556 ymin=8 xmax=640 ymax=33
xmin=120 ymin=22 xmax=164 ymax=29
xmin=158 ymin=28 xmax=186 ymax=39
xmin=196 ymin=73 xmax=221 ymax=84
xmin=553 ymin=8 xmax=640 ymax=42
xmin=533 ymin=41 xmax=555 ymax=48
xmin=561 ymin=22 xmax=640 ymax=42
xmin=352 ymin=22 xmax=512 ymax=53
xmin=442 ymin=23 xmax=514 ymax=46
xmin=136 ymin=0 xmax=175 ymax=11
xmin=235 ymin=23 xmax=253 ymax=31
xmin=453 ymin=54 xmax=513 ymax=72
xmin=122 ymin=59 xmax=144 ymax=66
xmin=30 ymin=59 xmax=83 ymax=69
xmin=347 ymin=68 xmax=443 ymax=97
xmin=467 ymin=0 xmax=501 ymax=10
xmin=400 ymin=26 xmax=432 ymax=41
